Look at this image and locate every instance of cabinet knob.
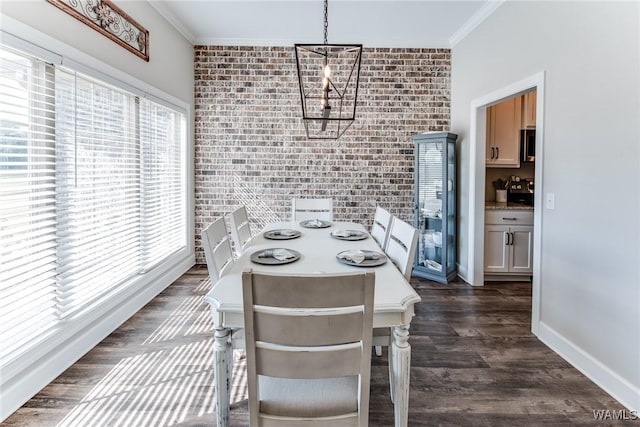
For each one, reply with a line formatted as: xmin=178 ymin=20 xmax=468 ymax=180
xmin=495 ymin=147 xmax=499 ymax=159
xmin=502 ymin=217 xmax=517 ymax=221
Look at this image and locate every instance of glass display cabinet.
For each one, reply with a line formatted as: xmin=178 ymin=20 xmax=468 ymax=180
xmin=412 ymin=132 xmax=457 ymax=283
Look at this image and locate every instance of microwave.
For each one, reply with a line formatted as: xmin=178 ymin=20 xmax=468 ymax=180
xmin=520 ymin=129 xmax=536 ymax=162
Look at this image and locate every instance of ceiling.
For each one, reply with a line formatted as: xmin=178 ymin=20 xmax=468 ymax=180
xmin=147 ymin=0 xmax=504 ymax=48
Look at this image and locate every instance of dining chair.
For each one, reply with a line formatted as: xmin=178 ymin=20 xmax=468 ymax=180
xmin=370 ymin=205 xmax=392 ymax=249
xmin=370 ymin=206 xmax=394 ymax=358
xmin=228 ymin=205 xmax=253 ymax=256
xmin=384 ymin=216 xmax=419 ymax=280
xmin=291 ymin=197 xmax=333 ymax=221
xmin=201 ymin=217 xmax=245 ymax=368
xmin=242 ymin=270 xmax=375 ymax=427
xmin=201 ymin=217 xmax=235 ymax=283
xmin=374 ymin=216 xmax=419 ymax=389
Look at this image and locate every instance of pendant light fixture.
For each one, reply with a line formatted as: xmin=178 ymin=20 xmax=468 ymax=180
xmin=294 ymin=0 xmax=362 ymax=139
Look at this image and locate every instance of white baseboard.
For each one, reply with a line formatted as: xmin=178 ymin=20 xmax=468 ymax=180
xmin=537 ymin=321 xmax=640 ymax=411
xmin=0 ymin=255 xmax=195 ymax=422
xmin=484 ymin=274 xmax=532 ymax=282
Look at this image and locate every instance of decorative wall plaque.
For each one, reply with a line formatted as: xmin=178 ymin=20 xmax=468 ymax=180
xmin=47 ymin=0 xmax=149 ymax=61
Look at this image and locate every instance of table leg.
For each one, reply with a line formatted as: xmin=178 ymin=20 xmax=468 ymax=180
xmin=388 ymin=334 xmax=395 ymax=403
xmin=391 ymin=325 xmax=411 ymax=427
xmin=214 ymin=327 xmax=231 ymax=427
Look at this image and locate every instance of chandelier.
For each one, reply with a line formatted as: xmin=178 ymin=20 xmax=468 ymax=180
xmin=294 ymin=0 xmax=362 ymax=139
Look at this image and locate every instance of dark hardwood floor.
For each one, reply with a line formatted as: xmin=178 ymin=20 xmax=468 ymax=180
xmin=4 ymin=265 xmax=626 ymax=426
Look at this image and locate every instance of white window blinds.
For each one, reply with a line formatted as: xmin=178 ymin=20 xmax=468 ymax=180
xmin=0 ymin=45 xmax=187 ymax=364
xmin=139 ymin=99 xmax=186 ymax=270
xmin=55 ymin=68 xmax=142 ymax=316
xmin=0 ymin=47 xmax=58 ymax=358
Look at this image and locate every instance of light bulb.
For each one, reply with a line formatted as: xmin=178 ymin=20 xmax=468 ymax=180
xmin=324 ymin=64 xmax=331 ymax=78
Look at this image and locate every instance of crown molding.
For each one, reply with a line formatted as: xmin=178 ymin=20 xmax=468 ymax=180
xmin=147 ymin=0 xmax=196 ymax=44
xmin=148 ymin=0 xmax=501 ymax=49
xmin=195 ymin=36 xmax=451 ymax=49
xmin=449 ymin=0 xmax=505 ymax=47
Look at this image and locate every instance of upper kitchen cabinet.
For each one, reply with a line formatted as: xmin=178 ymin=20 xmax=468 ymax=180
xmin=486 ymin=96 xmax=521 ymax=168
xmin=521 ymin=90 xmax=537 ymax=128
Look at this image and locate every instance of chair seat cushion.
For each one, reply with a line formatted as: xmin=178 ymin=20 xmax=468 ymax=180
xmin=258 ymin=375 xmax=358 ymax=418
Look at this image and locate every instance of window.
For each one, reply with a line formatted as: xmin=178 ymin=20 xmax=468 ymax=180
xmin=0 ymin=47 xmax=58 ymax=359
xmin=0 ymin=44 xmax=187 ymax=365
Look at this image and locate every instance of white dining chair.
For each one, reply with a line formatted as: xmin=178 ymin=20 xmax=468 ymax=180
xmin=291 ymin=197 xmax=333 ymax=221
xmin=384 ymin=216 xmax=419 ymax=280
xmin=201 ymin=217 xmax=235 ymax=283
xmin=201 ymin=217 xmax=245 ymax=366
xmin=242 ymin=270 xmax=375 ymax=427
xmin=370 ymin=206 xmax=392 ymax=249
xmin=228 ymin=205 xmax=253 ymax=256
xmin=370 ymin=206 xmax=394 ymax=357
xmin=374 ymin=216 xmax=419 ymax=391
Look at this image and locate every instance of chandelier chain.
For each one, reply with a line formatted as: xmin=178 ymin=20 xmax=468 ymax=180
xmin=323 ymin=0 xmax=328 ymax=45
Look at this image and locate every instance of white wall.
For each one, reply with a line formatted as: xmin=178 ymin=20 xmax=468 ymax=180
xmin=0 ymin=1 xmax=196 ymax=420
xmin=0 ymin=0 xmax=194 ymax=103
xmin=452 ymin=1 xmax=639 ymax=410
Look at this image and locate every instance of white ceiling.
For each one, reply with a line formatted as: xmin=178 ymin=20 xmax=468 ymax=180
xmin=147 ymin=0 xmax=505 ymax=48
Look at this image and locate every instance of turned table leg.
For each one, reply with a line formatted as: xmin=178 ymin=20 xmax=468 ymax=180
xmin=214 ymin=327 xmax=231 ymax=427
xmin=391 ymin=325 xmax=411 ymax=427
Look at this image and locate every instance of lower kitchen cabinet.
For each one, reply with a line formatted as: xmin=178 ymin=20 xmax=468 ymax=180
xmin=484 ymin=210 xmax=533 ymax=277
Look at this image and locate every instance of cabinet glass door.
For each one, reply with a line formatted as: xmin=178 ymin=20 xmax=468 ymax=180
xmin=417 ymin=141 xmax=444 ymax=272
xmin=413 ymin=132 xmax=457 ymax=283
xmin=446 ymin=139 xmax=456 ymax=272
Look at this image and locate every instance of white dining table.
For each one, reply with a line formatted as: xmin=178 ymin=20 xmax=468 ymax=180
xmin=203 ymin=221 xmax=421 ymax=427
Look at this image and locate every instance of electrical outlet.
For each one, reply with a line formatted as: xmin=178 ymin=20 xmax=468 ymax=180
xmin=546 ymin=193 xmax=555 ymax=210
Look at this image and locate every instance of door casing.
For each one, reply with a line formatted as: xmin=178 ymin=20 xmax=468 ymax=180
xmin=465 ymin=71 xmax=545 ymax=335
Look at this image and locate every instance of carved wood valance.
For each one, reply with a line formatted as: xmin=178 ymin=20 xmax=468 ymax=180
xmin=47 ymin=0 xmax=149 ymax=61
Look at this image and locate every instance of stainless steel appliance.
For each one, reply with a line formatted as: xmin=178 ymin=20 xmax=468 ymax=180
xmin=508 ymin=178 xmax=534 ymax=206
xmin=520 ymin=129 xmax=536 ymax=162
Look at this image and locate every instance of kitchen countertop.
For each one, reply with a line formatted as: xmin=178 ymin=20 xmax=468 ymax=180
xmin=485 ymin=201 xmax=534 ymax=210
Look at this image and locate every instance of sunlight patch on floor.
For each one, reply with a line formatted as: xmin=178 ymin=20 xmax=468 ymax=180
xmin=142 ymin=295 xmax=211 ymax=345
xmin=53 ymin=273 xmax=250 ymax=427
xmin=55 ymin=338 xmax=219 ymax=426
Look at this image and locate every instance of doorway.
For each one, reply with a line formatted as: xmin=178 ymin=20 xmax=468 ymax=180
xmin=465 ymin=71 xmax=545 ymax=335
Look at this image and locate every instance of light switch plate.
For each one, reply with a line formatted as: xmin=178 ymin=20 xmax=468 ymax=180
xmin=546 ymin=193 xmax=555 ymax=210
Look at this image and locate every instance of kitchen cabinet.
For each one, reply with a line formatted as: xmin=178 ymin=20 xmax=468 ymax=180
xmin=413 ymin=131 xmax=457 ymax=283
xmin=521 ymin=90 xmax=537 ymax=128
xmin=486 ymin=97 xmax=521 ymax=168
xmin=484 ymin=210 xmax=533 ymax=276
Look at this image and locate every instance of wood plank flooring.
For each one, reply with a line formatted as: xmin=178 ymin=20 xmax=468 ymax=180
xmin=4 ymin=266 xmax=626 ymax=426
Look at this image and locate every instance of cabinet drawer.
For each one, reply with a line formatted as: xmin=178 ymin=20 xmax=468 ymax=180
xmin=485 ymin=210 xmax=533 ymax=225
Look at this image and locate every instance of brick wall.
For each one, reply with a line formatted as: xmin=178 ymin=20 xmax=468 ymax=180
xmin=194 ymin=45 xmax=450 ymax=263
